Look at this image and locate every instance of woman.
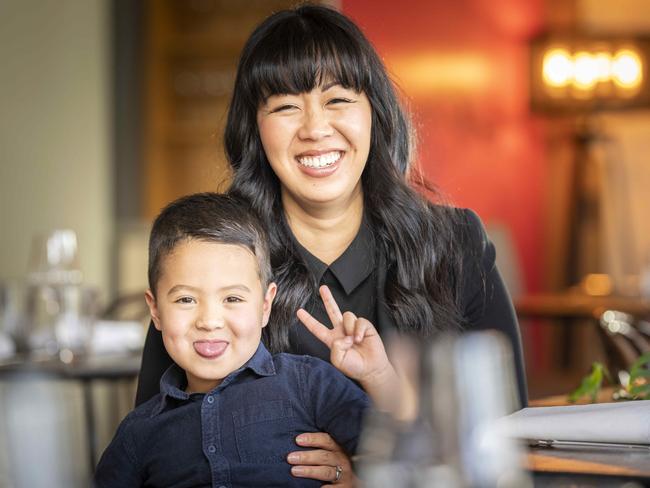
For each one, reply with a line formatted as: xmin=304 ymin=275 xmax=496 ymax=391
xmin=136 ymin=4 xmax=527 ymax=485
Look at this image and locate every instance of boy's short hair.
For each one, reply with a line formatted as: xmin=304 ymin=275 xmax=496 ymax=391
xmin=148 ymin=193 xmax=272 ymax=295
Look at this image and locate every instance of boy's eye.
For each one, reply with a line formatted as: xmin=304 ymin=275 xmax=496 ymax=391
xmin=225 ymin=296 xmax=244 ymax=303
xmin=175 ymin=296 xmax=196 ymax=305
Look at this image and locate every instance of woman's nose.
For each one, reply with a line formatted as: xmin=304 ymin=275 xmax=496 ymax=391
xmin=297 ymin=108 xmax=334 ymax=140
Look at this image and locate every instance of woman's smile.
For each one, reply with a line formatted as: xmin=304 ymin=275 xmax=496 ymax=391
xmin=296 ymin=150 xmax=343 ymax=169
xmin=296 ymin=150 xmax=344 ymax=177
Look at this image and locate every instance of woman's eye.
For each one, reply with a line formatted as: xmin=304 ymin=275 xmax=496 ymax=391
xmin=175 ymin=296 xmax=196 ymax=305
xmin=270 ymin=104 xmax=298 ymax=113
xmin=225 ymin=296 xmax=244 ymax=303
xmin=328 ymin=97 xmax=354 ymax=105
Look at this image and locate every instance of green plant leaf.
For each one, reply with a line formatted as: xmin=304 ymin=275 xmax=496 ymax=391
xmin=568 ymin=362 xmax=607 ymax=403
xmin=629 ymin=352 xmax=650 ymax=378
xmin=629 ymin=383 xmax=650 ymax=398
xmin=629 ymin=369 xmax=650 ymax=380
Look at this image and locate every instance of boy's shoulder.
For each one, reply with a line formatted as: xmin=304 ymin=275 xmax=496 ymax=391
xmin=118 ymin=393 xmax=166 ymax=431
xmin=271 ymin=351 xmax=330 ymax=368
xmin=270 ymin=352 xmax=352 ymax=381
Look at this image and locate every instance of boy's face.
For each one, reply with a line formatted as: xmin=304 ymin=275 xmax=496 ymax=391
xmin=145 ymin=239 xmax=276 ymax=393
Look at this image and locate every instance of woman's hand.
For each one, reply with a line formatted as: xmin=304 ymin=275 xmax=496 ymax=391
xmin=288 ymin=432 xmax=357 ymax=487
xmin=297 ymin=285 xmax=393 ymax=385
xmin=298 ymin=285 xmax=417 ymax=419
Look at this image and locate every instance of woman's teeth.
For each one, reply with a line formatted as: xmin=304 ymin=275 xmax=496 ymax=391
xmin=297 ymin=151 xmax=341 ymax=168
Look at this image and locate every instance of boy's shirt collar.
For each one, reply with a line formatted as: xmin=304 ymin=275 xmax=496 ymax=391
xmin=151 ymin=342 xmax=276 ymax=417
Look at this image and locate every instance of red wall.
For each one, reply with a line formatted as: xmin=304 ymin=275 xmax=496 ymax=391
xmin=342 ymin=0 xmax=546 ymax=296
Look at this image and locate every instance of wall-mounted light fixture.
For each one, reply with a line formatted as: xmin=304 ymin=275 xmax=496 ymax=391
xmin=530 ymin=34 xmax=650 ymax=112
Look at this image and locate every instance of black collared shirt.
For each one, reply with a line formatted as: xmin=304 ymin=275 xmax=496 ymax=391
xmin=289 ymin=218 xmax=378 ymax=361
xmin=95 ymin=343 xmax=368 ymax=488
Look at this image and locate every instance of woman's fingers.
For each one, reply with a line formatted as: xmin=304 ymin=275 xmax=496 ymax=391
xmin=300 ymin=288 xmax=371 ymax=357
xmin=341 ymin=311 xmax=358 ymax=336
xmin=287 ymin=448 xmax=340 ymax=467
xmin=319 ymin=285 xmax=343 ymax=327
xmin=296 ymin=308 xmax=334 ymax=347
xmin=290 ymin=465 xmax=348 ymax=484
xmin=294 ymin=432 xmax=342 ymax=451
xmin=331 ymin=336 xmax=353 ymax=368
xmin=352 ymin=317 xmax=373 ymax=343
xmin=289 ymin=433 xmax=355 ymax=485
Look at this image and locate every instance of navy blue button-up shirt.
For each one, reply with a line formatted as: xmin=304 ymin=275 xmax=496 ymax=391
xmin=95 ymin=343 xmax=369 ymax=487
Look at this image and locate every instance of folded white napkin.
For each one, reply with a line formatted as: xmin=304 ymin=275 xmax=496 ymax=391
xmin=90 ymin=320 xmax=144 ymax=355
xmin=501 ymin=400 xmax=650 ymax=445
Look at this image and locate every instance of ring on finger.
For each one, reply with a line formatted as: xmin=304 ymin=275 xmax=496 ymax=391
xmin=334 ymin=465 xmax=343 ymax=483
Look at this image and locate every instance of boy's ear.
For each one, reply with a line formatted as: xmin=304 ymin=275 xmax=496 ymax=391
xmin=144 ymin=289 xmax=162 ymax=331
xmin=261 ymin=282 xmax=277 ymax=328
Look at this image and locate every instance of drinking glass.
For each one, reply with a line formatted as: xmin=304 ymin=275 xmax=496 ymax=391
xmin=24 ymin=230 xmax=91 ymax=358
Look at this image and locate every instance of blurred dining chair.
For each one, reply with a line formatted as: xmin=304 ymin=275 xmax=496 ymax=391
xmin=598 ymin=310 xmax=650 ymax=374
xmin=101 ymin=291 xmax=150 ymax=324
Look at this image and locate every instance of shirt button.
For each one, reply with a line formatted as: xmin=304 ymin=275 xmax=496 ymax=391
xmin=208 ymin=445 xmax=216 ymax=454
xmin=206 ymin=395 xmax=214 ymax=404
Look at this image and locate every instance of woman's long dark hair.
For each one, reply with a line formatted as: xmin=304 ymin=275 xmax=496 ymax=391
xmin=225 ymin=5 xmax=466 ymax=352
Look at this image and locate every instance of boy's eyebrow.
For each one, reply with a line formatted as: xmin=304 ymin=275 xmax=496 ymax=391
xmin=166 ymin=284 xmax=200 ymax=296
xmin=220 ymin=284 xmax=252 ymax=293
xmin=166 ymin=284 xmax=252 ymax=296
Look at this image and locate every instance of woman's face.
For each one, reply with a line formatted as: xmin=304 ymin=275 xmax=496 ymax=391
xmin=256 ymin=84 xmax=372 ymax=211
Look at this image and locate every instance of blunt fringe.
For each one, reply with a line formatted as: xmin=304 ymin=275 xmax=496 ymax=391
xmin=224 ymin=5 xmax=467 ymax=352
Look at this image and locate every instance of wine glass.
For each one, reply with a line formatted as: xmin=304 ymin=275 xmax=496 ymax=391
xmin=24 ymin=230 xmax=89 ymax=358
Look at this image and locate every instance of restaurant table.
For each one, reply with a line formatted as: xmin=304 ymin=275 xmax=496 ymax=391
xmin=0 ymin=352 xmax=141 ymax=474
xmin=529 ymin=446 xmax=650 ymax=479
xmin=526 ymin=390 xmax=650 ymax=485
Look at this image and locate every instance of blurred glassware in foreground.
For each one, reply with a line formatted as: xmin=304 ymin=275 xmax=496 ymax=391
xmin=0 ymin=283 xmax=19 ymax=359
xmin=358 ymin=331 xmax=531 ymax=488
xmin=18 ymin=230 xmax=96 ymax=360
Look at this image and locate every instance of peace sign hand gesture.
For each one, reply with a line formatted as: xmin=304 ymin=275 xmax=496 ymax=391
xmin=297 ymin=285 xmax=396 ymax=391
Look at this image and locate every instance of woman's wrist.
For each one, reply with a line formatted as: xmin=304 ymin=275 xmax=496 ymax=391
xmin=362 ymin=363 xmax=418 ymax=421
xmin=360 ymin=364 xmax=399 ymax=411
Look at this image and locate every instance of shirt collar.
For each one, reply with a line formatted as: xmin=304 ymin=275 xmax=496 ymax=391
xmin=151 ymin=342 xmax=276 ymax=417
xmin=292 ymin=217 xmax=376 ymax=295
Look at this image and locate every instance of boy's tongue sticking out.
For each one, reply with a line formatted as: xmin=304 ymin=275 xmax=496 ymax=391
xmin=193 ymin=340 xmax=229 ymax=359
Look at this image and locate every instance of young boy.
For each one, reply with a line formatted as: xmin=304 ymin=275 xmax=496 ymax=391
xmin=94 ymin=193 xmax=398 ymax=487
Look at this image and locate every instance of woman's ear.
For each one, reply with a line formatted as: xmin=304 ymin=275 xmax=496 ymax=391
xmin=144 ymin=289 xmax=162 ymax=331
xmin=261 ymin=282 xmax=278 ymax=328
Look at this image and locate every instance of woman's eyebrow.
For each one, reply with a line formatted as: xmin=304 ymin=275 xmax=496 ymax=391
xmin=321 ymin=81 xmax=341 ymax=91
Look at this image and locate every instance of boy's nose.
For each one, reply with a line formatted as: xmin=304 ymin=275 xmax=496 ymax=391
xmin=196 ymin=317 xmax=224 ymax=330
xmin=196 ymin=305 xmax=224 ymax=330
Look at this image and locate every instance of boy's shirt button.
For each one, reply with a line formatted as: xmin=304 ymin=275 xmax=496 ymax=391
xmin=207 ymin=395 xmax=214 ymax=404
xmin=207 ymin=445 xmax=216 ymax=454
